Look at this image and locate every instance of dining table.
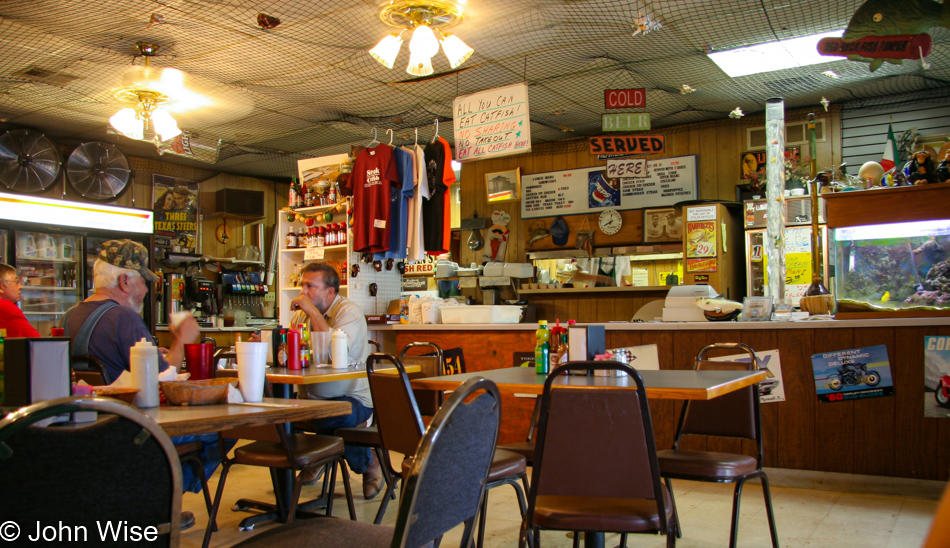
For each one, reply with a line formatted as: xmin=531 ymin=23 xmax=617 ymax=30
xmin=410 ymin=365 xmax=768 ymax=548
xmin=409 ymin=366 xmax=767 ymax=400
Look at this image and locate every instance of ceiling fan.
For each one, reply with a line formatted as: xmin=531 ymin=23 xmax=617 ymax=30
xmin=108 ymin=42 xmax=253 ymax=149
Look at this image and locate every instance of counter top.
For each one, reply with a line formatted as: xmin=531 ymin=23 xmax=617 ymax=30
xmin=156 ymin=324 xmax=279 ymax=332
xmin=368 ymin=317 xmax=950 ymax=331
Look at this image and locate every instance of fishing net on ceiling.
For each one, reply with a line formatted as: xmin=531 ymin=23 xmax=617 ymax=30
xmin=0 ymin=0 xmax=944 ymax=179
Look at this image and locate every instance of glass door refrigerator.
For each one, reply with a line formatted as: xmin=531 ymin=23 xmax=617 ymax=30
xmin=0 ymin=192 xmax=154 ymax=335
xmin=743 ymin=195 xmax=829 ymax=306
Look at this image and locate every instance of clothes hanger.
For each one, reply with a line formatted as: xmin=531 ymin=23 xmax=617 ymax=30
xmin=414 ymin=127 xmax=419 ymax=146
xmin=367 ymin=128 xmax=379 ymax=148
xmin=431 ymin=118 xmax=439 ymax=144
xmin=386 ymin=128 xmax=394 ymax=146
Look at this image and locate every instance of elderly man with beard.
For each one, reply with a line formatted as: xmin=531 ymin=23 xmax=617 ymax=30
xmin=63 ymin=239 xmax=220 ymax=531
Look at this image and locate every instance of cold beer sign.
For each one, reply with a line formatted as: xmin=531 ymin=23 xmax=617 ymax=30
xmin=605 ymin=88 xmax=645 ymax=109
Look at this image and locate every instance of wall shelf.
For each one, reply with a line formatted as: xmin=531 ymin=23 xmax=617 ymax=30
xmin=518 ymin=285 xmax=673 ymax=295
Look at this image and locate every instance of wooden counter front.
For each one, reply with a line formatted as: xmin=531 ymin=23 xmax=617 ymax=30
xmin=372 ymin=319 xmax=950 ymax=481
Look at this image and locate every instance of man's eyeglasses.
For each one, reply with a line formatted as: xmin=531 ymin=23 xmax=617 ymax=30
xmin=1 ymin=277 xmax=23 ymax=286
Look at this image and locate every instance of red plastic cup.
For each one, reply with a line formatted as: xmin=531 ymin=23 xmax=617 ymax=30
xmin=50 ymin=327 xmax=65 ymax=337
xmin=184 ymin=342 xmax=215 ymax=380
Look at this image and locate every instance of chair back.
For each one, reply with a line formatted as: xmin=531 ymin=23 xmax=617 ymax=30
xmin=675 ymin=343 xmax=761 ymax=443
xmin=528 ymin=361 xmax=666 ymax=517
xmin=400 ymin=342 xmax=445 ymax=416
xmin=71 ymin=354 xmax=111 ymax=385
xmin=366 ymin=353 xmax=425 ymax=457
xmin=392 ymin=376 xmax=501 ymax=548
xmin=0 ymin=396 xmax=181 ymax=546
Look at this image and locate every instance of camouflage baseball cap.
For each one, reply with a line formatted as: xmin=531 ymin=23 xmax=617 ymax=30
xmin=98 ymin=239 xmax=159 ymax=283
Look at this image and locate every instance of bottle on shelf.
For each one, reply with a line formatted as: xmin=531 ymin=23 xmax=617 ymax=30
xmin=286 ymin=226 xmax=298 ymax=249
xmin=304 ymin=184 xmax=314 ymax=207
xmin=327 ymin=183 xmax=337 ymax=205
xmin=289 ymin=177 xmax=297 ymax=209
xmin=535 ymin=320 xmax=550 ymax=375
xmin=317 ymin=225 xmax=326 ymax=247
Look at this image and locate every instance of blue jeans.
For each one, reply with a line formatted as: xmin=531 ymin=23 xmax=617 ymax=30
xmin=309 ymin=396 xmax=374 ymax=474
xmin=172 ymin=434 xmax=237 ymax=494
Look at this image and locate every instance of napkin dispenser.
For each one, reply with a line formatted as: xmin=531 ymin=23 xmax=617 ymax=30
xmin=6 ymin=338 xmax=72 ymax=425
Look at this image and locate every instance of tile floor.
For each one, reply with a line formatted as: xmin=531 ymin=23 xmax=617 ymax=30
xmin=179 ymin=454 xmax=942 ymax=547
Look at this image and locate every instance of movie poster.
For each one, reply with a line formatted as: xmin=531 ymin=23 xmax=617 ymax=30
xmin=152 ymin=175 xmax=198 ymax=252
xmin=811 ymin=345 xmax=894 ymax=403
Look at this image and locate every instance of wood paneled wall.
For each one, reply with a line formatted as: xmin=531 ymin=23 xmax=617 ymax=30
xmin=456 ymin=106 xmax=843 ymax=267
xmin=393 ymin=322 xmax=950 ymax=481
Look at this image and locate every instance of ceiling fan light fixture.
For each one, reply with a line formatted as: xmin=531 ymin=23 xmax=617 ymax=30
xmin=370 ymin=32 xmax=405 ymax=69
xmin=373 ymin=0 xmax=471 ymax=73
xmin=439 ymin=31 xmax=473 ymax=68
xmin=109 ymin=108 xmax=144 ymax=140
xmin=406 ymin=50 xmax=434 ymax=76
xmin=409 ymin=23 xmax=439 ymax=58
xmin=151 ymin=108 xmax=182 ymax=141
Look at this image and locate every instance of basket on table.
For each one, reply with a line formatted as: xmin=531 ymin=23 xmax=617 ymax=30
xmin=160 ymin=378 xmax=237 ymax=406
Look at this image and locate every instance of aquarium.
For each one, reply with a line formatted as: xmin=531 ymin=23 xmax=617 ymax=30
xmin=832 ymin=219 xmax=950 ymax=314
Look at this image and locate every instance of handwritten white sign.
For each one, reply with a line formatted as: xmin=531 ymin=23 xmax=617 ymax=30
xmin=304 ymin=247 xmax=324 ymax=261
xmin=453 ymin=82 xmax=531 ymax=162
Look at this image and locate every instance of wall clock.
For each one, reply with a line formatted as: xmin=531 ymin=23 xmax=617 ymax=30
xmin=598 ymin=208 xmax=622 ymax=235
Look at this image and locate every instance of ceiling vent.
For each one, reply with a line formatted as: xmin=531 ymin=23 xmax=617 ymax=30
xmin=16 ymin=66 xmax=80 ymax=87
xmin=747 ymin=118 xmax=826 ymax=150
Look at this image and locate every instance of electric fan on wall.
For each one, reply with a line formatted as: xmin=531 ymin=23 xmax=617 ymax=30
xmin=0 ymin=129 xmax=62 ymax=193
xmin=66 ymin=141 xmax=131 ymax=200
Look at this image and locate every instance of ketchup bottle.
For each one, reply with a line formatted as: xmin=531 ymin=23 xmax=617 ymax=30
xmin=287 ymin=328 xmax=301 ymax=370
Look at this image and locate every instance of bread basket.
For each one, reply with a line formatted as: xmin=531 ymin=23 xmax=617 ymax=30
xmin=160 ymin=378 xmax=236 ymax=406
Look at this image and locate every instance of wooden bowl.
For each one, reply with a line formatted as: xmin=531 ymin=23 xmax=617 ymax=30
xmin=160 ymin=378 xmax=236 ymax=406
xmin=92 ymin=387 xmax=140 ymax=405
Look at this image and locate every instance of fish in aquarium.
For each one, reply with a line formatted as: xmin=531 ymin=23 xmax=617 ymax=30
xmin=840 ymin=238 xmax=921 ymax=305
xmin=911 ymin=236 xmax=950 ymax=285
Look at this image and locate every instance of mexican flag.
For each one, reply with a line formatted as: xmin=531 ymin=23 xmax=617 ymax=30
xmin=881 ymin=123 xmax=899 ymax=172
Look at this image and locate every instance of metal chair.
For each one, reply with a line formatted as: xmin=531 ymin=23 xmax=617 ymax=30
xmin=232 ymin=376 xmax=503 ymax=548
xmin=0 ymin=396 xmax=182 ymax=547
xmin=202 ymin=424 xmax=356 ymax=548
xmin=366 ymin=352 xmax=527 ymax=547
xmin=655 ymin=342 xmax=779 ymax=548
xmin=521 ymin=360 xmax=676 ymax=548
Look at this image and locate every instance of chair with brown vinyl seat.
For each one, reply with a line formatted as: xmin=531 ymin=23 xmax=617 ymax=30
xmin=521 ymin=360 xmax=677 ymax=548
xmin=232 ymin=375 xmax=503 ymax=548
xmin=366 ymin=352 xmax=528 ymax=547
xmin=201 ymin=423 xmax=356 ymax=548
xmin=656 ymin=342 xmax=779 ymax=548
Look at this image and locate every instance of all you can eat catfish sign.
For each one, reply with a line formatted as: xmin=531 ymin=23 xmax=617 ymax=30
xmin=453 ymin=82 xmax=532 ymax=162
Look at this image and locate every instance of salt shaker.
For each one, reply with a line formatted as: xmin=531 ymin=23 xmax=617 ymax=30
xmin=130 ymin=337 xmax=160 ymax=407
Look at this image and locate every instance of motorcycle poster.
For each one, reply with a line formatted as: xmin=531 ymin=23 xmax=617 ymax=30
xmin=924 ymin=336 xmax=950 ymax=418
xmin=812 ymin=345 xmax=894 ymax=403
xmin=711 ymin=349 xmax=785 ymax=403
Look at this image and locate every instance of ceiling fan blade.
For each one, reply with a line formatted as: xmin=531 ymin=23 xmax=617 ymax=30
xmin=0 ymin=129 xmax=61 ymax=192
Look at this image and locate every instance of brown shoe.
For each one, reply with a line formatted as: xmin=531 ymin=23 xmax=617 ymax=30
xmin=300 ymin=465 xmax=326 ymax=486
xmin=180 ymin=511 xmax=196 ymax=531
xmin=362 ymin=452 xmax=384 ymax=500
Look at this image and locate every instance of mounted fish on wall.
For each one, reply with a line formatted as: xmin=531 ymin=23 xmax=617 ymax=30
xmin=817 ymin=0 xmax=949 ymax=70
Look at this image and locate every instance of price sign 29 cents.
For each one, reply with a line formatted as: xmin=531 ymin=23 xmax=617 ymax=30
xmin=605 ymin=157 xmax=647 ymax=179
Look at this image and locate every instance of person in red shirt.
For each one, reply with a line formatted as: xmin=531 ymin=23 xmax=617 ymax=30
xmin=0 ymin=263 xmax=40 ymax=337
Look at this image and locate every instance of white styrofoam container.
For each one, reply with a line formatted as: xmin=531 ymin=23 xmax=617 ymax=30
xmin=440 ymin=305 xmax=523 ymax=324
xmin=503 ymin=263 xmax=535 ymax=278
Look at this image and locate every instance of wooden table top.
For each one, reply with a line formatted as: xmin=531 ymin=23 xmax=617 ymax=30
xmin=142 ymin=398 xmax=351 ymax=437
xmin=216 ymin=364 xmax=420 ymax=385
xmin=410 ymin=367 xmax=767 ymax=400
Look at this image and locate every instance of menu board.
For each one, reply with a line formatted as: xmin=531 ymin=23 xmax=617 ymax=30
xmin=453 ymin=82 xmax=531 ymax=162
xmin=521 ymin=155 xmax=697 ymax=219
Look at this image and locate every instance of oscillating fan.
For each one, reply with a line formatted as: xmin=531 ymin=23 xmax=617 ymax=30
xmin=66 ymin=142 xmax=131 ymax=200
xmin=0 ymin=129 xmax=62 ymax=193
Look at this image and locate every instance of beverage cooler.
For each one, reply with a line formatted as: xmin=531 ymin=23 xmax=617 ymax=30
xmin=0 ymin=192 xmax=154 ymax=336
xmin=743 ymin=195 xmax=830 ymax=306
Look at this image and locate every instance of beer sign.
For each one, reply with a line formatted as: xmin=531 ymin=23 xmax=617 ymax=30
xmin=604 ymin=88 xmax=646 ymax=109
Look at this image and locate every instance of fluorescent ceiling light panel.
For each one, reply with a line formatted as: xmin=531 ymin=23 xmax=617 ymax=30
xmin=0 ymin=192 xmax=154 ymax=233
xmin=708 ymin=30 xmax=843 ymax=77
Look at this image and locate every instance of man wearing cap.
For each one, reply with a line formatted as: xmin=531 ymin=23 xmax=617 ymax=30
xmin=64 ymin=239 xmax=199 ymax=381
xmin=63 ymin=240 xmax=213 ymax=530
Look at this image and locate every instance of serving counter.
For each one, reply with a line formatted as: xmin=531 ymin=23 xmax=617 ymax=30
xmin=370 ymin=318 xmax=950 ymax=481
